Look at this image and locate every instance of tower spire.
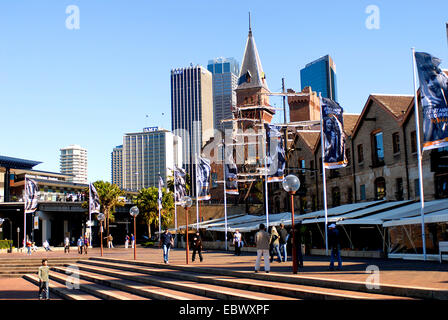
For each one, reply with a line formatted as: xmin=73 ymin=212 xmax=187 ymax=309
xmin=249 ymin=12 xmax=251 ymax=34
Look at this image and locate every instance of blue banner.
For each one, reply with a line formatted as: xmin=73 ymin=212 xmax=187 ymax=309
xmin=265 ymin=124 xmax=285 ymax=182
xmin=174 ymin=166 xmax=187 ymax=204
xmin=224 ymin=147 xmax=239 ymax=195
xmin=415 ymin=52 xmax=448 ymax=151
xmin=321 ymin=97 xmax=347 ymax=169
xmin=158 ymin=176 xmax=163 ymax=210
xmin=196 ymin=157 xmax=211 ymax=200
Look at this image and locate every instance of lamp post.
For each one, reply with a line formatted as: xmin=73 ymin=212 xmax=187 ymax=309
xmin=97 ymin=213 xmax=105 ymax=257
xmin=282 ymin=175 xmax=301 ymax=274
xmin=130 ymin=206 xmax=140 ymax=260
xmin=0 ymin=218 xmax=12 ymax=253
xmin=182 ymin=196 xmax=193 ymax=264
xmin=16 ymin=227 xmax=20 ymax=252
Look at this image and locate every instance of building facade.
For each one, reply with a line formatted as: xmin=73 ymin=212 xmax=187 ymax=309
xmin=207 ymin=57 xmax=240 ymax=131
xmin=59 ymin=145 xmax=88 ymax=184
xmin=111 ymin=145 xmax=123 ymax=188
xmin=122 ymin=127 xmax=182 ymax=191
xmin=300 ymin=55 xmax=338 ymax=102
xmin=171 ymin=65 xmax=214 ymax=194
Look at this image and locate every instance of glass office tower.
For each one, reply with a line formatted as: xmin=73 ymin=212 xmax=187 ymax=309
xmin=207 ymin=57 xmax=240 ymax=131
xmin=300 ymin=55 xmax=338 ymax=102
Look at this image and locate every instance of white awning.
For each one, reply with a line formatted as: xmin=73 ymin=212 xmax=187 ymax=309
xmin=383 ymin=208 xmax=448 ymax=227
xmin=302 ymin=200 xmax=412 ymax=224
xmin=207 ymin=212 xmax=292 ymax=233
xmin=294 ymin=201 xmax=382 ymax=222
xmin=337 ymin=199 xmax=448 ymax=226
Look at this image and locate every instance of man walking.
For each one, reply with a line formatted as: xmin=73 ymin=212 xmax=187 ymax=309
xmin=278 ymin=223 xmax=289 ymax=262
xmin=328 ymin=224 xmax=342 ymax=271
xmin=77 ymin=236 xmax=83 ymax=255
xmin=191 ymin=231 xmax=203 ymax=262
xmin=254 ymin=224 xmax=270 ymax=273
xmin=290 ymin=223 xmax=304 ymax=268
xmin=159 ymin=229 xmax=173 ymax=264
xmin=233 ymin=229 xmax=242 ymax=256
xmin=107 ymin=234 xmax=114 ymax=248
xmin=64 ymin=237 xmax=70 ymax=254
xmin=83 ymin=234 xmax=89 ymax=255
xmin=38 ymin=259 xmax=50 ymax=300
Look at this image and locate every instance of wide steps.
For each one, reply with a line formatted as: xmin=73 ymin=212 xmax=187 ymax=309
xmin=23 ymin=274 xmax=101 ymax=300
xmin=80 ymin=259 xmax=410 ymax=300
xmin=73 ymin=261 xmax=293 ymax=300
xmin=53 ymin=265 xmax=210 ymax=300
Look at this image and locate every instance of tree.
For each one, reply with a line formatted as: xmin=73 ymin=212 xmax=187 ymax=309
xmin=134 ymin=187 xmax=174 ymax=239
xmin=84 ymin=181 xmax=125 ymax=238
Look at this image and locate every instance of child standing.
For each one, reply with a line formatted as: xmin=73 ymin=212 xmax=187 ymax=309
xmin=38 ymin=259 xmax=50 ymax=300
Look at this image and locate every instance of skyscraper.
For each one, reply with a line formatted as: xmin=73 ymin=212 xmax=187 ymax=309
xmin=170 ymin=65 xmax=214 ymax=194
xmin=207 ymin=57 xmax=240 ymax=130
xmin=122 ymin=127 xmax=182 ymax=191
xmin=60 ymin=144 xmax=88 ymax=184
xmin=300 ymin=55 xmax=338 ymax=102
xmin=111 ymin=145 xmax=123 ymax=188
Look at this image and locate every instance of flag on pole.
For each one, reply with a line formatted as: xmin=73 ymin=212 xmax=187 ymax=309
xmin=415 ymin=52 xmax=448 ymax=151
xmin=224 ymin=147 xmax=239 ymax=195
xmin=89 ymin=183 xmax=101 ymax=214
xmin=321 ymin=97 xmax=347 ymax=169
xmin=265 ymin=124 xmax=286 ymax=182
xmin=24 ymin=179 xmax=39 ymax=214
xmin=196 ymin=157 xmax=211 ymax=200
xmin=174 ymin=166 xmax=187 ymax=205
xmin=158 ymin=176 xmax=164 ymax=210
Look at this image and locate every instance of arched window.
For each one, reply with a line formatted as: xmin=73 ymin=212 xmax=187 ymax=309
xmin=375 ymin=177 xmax=386 ymax=200
xmin=332 ymin=187 xmax=340 ymax=207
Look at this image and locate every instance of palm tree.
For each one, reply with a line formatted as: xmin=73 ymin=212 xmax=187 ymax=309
xmin=135 ymin=187 xmax=174 ymax=239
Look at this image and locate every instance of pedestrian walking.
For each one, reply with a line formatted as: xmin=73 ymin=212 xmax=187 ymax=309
xmin=83 ymin=234 xmax=89 ymax=255
xmin=191 ymin=231 xmax=203 ymax=262
xmin=64 ymin=237 xmax=70 ymax=254
xmin=159 ymin=229 xmax=173 ymax=264
xmin=130 ymin=234 xmax=135 ymax=248
xmin=328 ymin=224 xmax=342 ymax=271
xmin=125 ymin=235 xmax=130 ymax=249
xmin=269 ymin=226 xmax=282 ymax=263
xmin=77 ymin=236 xmax=83 ymax=254
xmin=254 ymin=224 xmax=270 ymax=273
xmin=38 ymin=259 xmax=50 ymax=300
xmin=278 ymin=223 xmax=289 ymax=262
xmin=290 ymin=223 xmax=304 ymax=268
xmin=233 ymin=229 xmax=243 ymax=256
xmin=26 ymin=238 xmax=32 ymax=255
xmin=107 ymin=234 xmax=114 ymax=248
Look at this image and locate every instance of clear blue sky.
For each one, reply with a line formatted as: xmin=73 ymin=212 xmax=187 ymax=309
xmin=0 ymin=0 xmax=447 ymax=182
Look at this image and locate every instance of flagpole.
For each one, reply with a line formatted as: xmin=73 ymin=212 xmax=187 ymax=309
xmin=88 ymin=183 xmax=92 ymax=248
xmin=222 ymin=140 xmax=228 ymax=251
xmin=158 ymin=176 xmax=162 ymax=240
xmin=23 ymin=176 xmax=27 ymax=250
xmin=263 ymin=127 xmax=269 ymax=228
xmin=319 ymin=93 xmax=329 ymax=256
xmin=195 ymin=154 xmax=200 ymax=231
xmin=411 ymin=47 xmax=427 ymax=261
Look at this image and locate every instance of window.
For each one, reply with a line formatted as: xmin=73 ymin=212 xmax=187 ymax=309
xmin=346 ymin=148 xmax=351 ymax=166
xmin=392 ymin=132 xmax=400 ymax=154
xmin=357 ymin=144 xmax=364 ymax=163
xmin=360 ymin=185 xmax=366 ymax=200
xmin=332 ymin=187 xmax=341 ymax=207
xmin=414 ymin=179 xmax=420 ymax=198
xmin=299 ymin=159 xmax=305 ymax=174
xmin=372 ymin=131 xmax=385 ymax=166
xmin=347 ymin=187 xmax=353 ymax=204
xmin=411 ymin=131 xmax=417 ymax=153
xmin=374 ymin=177 xmax=386 ymax=200
xmin=395 ymin=178 xmax=404 ymax=200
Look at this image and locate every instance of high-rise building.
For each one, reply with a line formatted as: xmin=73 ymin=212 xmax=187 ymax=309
xmin=170 ymin=65 xmax=214 ymax=194
xmin=111 ymin=145 xmax=123 ymax=188
xmin=122 ymin=127 xmax=182 ymax=191
xmin=60 ymin=144 xmax=88 ymax=184
xmin=207 ymin=57 xmax=240 ymax=130
xmin=300 ymin=55 xmax=338 ymax=102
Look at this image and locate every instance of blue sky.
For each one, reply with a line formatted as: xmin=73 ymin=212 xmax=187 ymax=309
xmin=0 ymin=0 xmax=447 ymax=182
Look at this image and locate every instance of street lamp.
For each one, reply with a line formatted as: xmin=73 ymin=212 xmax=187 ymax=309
xmin=97 ymin=213 xmax=105 ymax=257
xmin=182 ymin=196 xmax=193 ymax=264
xmin=130 ymin=206 xmax=140 ymax=260
xmin=16 ymin=227 xmax=20 ymax=252
xmin=0 ymin=218 xmax=12 ymax=253
xmin=282 ymin=174 xmax=301 ymax=274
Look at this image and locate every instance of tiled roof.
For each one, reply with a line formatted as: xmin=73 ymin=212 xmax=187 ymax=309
xmin=343 ymin=114 xmax=360 ymax=136
xmin=371 ymin=95 xmax=413 ymax=119
xmin=297 ymin=132 xmax=320 ymax=151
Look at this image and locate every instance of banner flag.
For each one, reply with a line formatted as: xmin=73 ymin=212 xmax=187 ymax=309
xmin=89 ymin=183 xmax=101 ymax=214
xmin=415 ymin=51 xmax=448 ymax=151
xmin=265 ymin=124 xmax=286 ymax=182
xmin=196 ymin=157 xmax=211 ymax=201
xmin=224 ymin=146 xmax=239 ymax=195
xmin=321 ymin=97 xmax=348 ymax=169
xmin=174 ymin=166 xmax=187 ymax=205
xmin=24 ymin=178 xmax=39 ymax=214
xmin=158 ymin=176 xmax=164 ymax=210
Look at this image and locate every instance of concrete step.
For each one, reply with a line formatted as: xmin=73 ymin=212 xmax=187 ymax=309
xmin=79 ymin=259 xmax=410 ymax=300
xmin=23 ymin=274 xmax=101 ymax=300
xmin=47 ymin=269 xmax=147 ymax=300
xmin=90 ymin=257 xmax=432 ymax=300
xmin=53 ymin=265 xmax=211 ymax=300
xmin=74 ymin=262 xmax=294 ymax=300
